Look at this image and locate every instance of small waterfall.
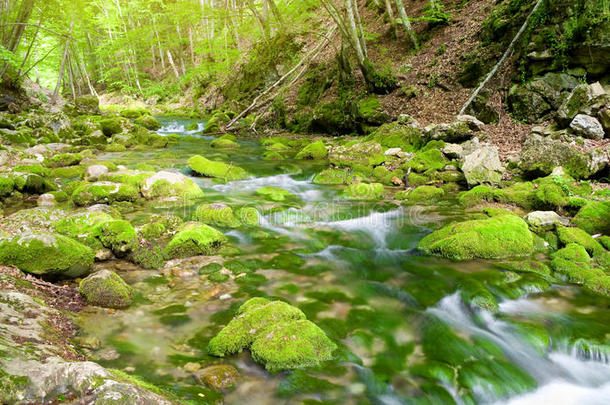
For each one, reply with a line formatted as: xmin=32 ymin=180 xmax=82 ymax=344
xmin=429 ymin=293 xmax=610 ymax=404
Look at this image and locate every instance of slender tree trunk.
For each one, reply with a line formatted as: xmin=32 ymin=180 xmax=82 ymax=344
xmin=53 ymin=18 xmax=74 ymax=102
xmin=395 ymin=0 xmax=418 ymax=47
xmin=384 ymin=0 xmax=398 ymax=38
xmin=167 ymin=50 xmax=180 ymax=79
xmin=6 ymin=0 xmax=35 ymax=52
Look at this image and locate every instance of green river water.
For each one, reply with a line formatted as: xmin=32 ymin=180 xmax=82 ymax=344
xmin=72 ymin=117 xmax=610 ymax=405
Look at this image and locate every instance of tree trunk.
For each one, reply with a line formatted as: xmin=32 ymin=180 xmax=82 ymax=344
xmin=6 ymin=0 xmax=35 ymax=53
xmin=53 ymin=18 xmax=74 ymax=102
xmin=167 ymin=50 xmax=180 ymax=79
xmin=395 ymin=0 xmax=418 ymax=47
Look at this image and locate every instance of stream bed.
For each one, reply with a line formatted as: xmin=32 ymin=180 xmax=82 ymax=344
xmin=72 ymin=118 xmax=610 ymax=405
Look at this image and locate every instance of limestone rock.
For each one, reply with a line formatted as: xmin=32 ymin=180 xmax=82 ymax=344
xmin=37 ymin=193 xmax=56 ymax=207
xmin=85 ymin=164 xmax=110 ymax=181
xmin=193 ymin=365 xmax=238 ymax=390
xmin=570 ymin=114 xmax=605 ymax=139
xmin=598 ymin=108 xmax=610 ymax=136
xmin=461 ymin=145 xmax=504 ymax=186
xmin=525 ymin=211 xmax=569 ymax=231
xmin=426 ymin=121 xmax=473 ymax=143
xmin=456 ymin=114 xmax=485 ymax=131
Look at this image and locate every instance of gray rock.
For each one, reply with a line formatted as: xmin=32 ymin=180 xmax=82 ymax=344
xmin=0 ymin=286 xmax=171 ymax=404
xmin=461 ymin=145 xmax=504 ymax=186
xmin=426 ymin=121 xmax=473 ymax=143
xmin=442 ymin=143 xmax=464 ymax=159
xmin=85 ymin=164 xmax=109 ymax=181
xmin=570 ymin=114 xmax=605 ymax=139
xmin=598 ymin=108 xmax=610 ymax=136
xmin=456 ymin=115 xmax=485 ymax=131
xmin=0 ymin=149 xmax=8 ymax=166
xmin=37 ymin=193 xmax=56 ymax=207
xmin=519 ymin=134 xmax=603 ymax=179
xmin=525 ymin=211 xmax=569 ymax=231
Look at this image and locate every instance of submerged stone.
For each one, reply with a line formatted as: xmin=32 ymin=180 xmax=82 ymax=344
xmin=255 ymin=186 xmax=294 ymax=202
xmin=418 ymin=215 xmax=534 ymax=260
xmin=164 ymin=223 xmax=226 ymax=259
xmin=208 ymin=298 xmax=335 ymax=372
xmin=342 ymin=182 xmax=384 ymax=200
xmin=193 ymin=365 xmax=238 ymax=390
xmin=188 ymin=155 xmax=248 ymax=181
xmin=194 ymin=203 xmax=241 ymax=228
xmin=79 ymin=270 xmax=134 ymax=309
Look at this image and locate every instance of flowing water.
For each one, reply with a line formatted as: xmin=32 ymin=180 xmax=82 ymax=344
xmin=74 ymin=118 xmax=610 ymax=404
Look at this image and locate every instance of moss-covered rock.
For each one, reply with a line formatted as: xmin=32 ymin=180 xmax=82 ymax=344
xmin=398 ymin=186 xmax=445 ymax=205
xmin=572 ymin=201 xmax=610 ymax=235
xmin=100 ymin=117 xmax=124 ymax=137
xmin=188 ymin=155 xmax=248 ymax=181
xmin=72 ymin=182 xmax=139 ymax=206
xmin=140 ymin=171 xmax=204 ymax=200
xmin=551 ymin=244 xmax=594 ymax=283
xmin=210 ymin=135 xmax=239 ymax=149
xmin=418 ymin=215 xmax=534 ymax=260
xmin=163 ymin=223 xmax=226 ymax=259
xmin=342 ymin=183 xmax=384 ymax=200
xmin=134 ymin=115 xmax=161 ymax=130
xmin=208 ymin=298 xmax=335 ymax=372
xmin=43 ymin=153 xmax=82 ymax=168
xmin=79 ymin=270 xmax=133 ymax=309
xmin=295 ymin=140 xmax=328 ymax=160
xmin=365 ymin=122 xmax=424 ymax=152
xmin=93 ymin=220 xmax=138 ymax=257
xmin=0 ymin=176 xmax=15 ymax=197
xmin=235 ymin=207 xmax=260 ymax=227
xmin=556 ymin=226 xmax=605 ymax=256
xmin=0 ymin=233 xmax=94 ymax=277
xmin=194 ymin=203 xmax=241 ymax=228
xmin=402 ymin=148 xmax=447 ymax=173
xmin=312 ymin=168 xmax=358 ymax=185
xmin=255 ymin=186 xmax=294 ymax=202
xmin=53 ymin=211 xmax=115 ymax=249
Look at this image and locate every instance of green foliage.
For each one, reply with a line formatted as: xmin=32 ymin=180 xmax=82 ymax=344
xmin=413 ymin=1 xmax=452 ymax=26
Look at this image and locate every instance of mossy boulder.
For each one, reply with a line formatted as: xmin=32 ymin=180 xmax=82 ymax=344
xmin=366 ymin=122 xmax=424 ymax=151
xmin=43 ymin=153 xmax=83 ymax=168
xmin=418 ymin=215 xmax=535 ymax=260
xmin=99 ymin=118 xmax=124 ymax=137
xmin=235 ymin=207 xmax=260 ymax=226
xmin=295 ymin=140 xmax=328 ymax=160
xmin=329 ymin=141 xmax=385 ymax=172
xmin=342 ymin=183 xmax=384 ymax=200
xmin=210 ymin=135 xmax=239 ymax=149
xmin=163 ymin=223 xmax=226 ymax=259
xmin=312 ymin=168 xmax=358 ymax=185
xmin=208 ymin=298 xmax=335 ymax=372
xmin=519 ymin=134 xmax=602 ymax=179
xmin=79 ymin=270 xmax=133 ymax=309
xmin=140 ymin=171 xmax=204 ymax=200
xmin=399 ymin=186 xmax=445 ymax=205
xmin=0 ymin=233 xmax=94 ymax=277
xmin=53 ymin=211 xmax=115 ymax=249
xmin=255 ymin=186 xmax=294 ymax=202
xmin=188 ymin=155 xmax=248 ymax=181
xmin=556 ymin=226 xmax=605 ymax=256
xmin=134 ymin=115 xmax=161 ymax=130
xmin=93 ymin=220 xmax=138 ymax=257
xmin=194 ymin=203 xmax=241 ymax=228
xmin=572 ymin=201 xmax=610 ymax=235
xmin=402 ymin=148 xmax=447 ymax=173
xmin=0 ymin=176 xmax=15 ymax=197
xmin=72 ymin=182 xmax=139 ymax=206
xmin=74 ymin=95 xmax=100 ymax=115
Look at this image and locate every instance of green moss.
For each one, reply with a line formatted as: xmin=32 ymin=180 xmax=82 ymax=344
xmin=295 ymin=140 xmax=328 ymax=160
xmin=50 ymin=166 xmax=85 ymax=179
xmin=572 ymin=201 xmax=610 ymax=235
xmin=163 ymin=223 xmax=226 ymax=259
xmin=53 ymin=211 xmax=114 ymax=249
xmin=312 ymin=168 xmax=358 ymax=185
xmin=342 ymin=183 xmax=384 ymax=200
xmin=402 ymin=148 xmax=447 ymax=173
xmin=255 ymin=186 xmax=294 ymax=202
xmin=496 ymin=260 xmax=552 ymax=279
xmin=72 ymin=182 xmax=139 ymax=206
xmin=13 ymin=164 xmax=51 ymax=177
xmin=208 ymin=298 xmax=335 ymax=372
xmin=400 ymin=186 xmax=445 ymax=205
xmin=418 ymin=215 xmax=534 ymax=260
xmin=372 ymin=165 xmax=404 ymax=185
xmin=251 ymin=320 xmax=336 ymax=372
xmin=79 ymin=270 xmax=133 ymax=309
xmin=0 ymin=233 xmax=94 ymax=277
xmin=0 ymin=176 xmax=15 ymax=197
xmin=194 ymin=203 xmax=241 ymax=228
xmin=556 ymin=226 xmax=605 ymax=256
xmin=550 ymin=243 xmax=597 ymax=284
xmin=93 ymin=220 xmax=138 ymax=257
xmin=210 ymin=137 xmax=239 ymax=149
xmin=208 ymin=272 xmax=230 ymax=283
xmin=105 ymin=143 xmax=127 ymax=152
xmin=199 ymin=262 xmax=223 ymax=275
xmin=235 ymin=207 xmax=260 ymax=226
xmin=134 ymin=114 xmax=161 ymax=130
xmin=140 ymin=222 xmax=166 ymax=240
xmin=43 ymin=153 xmax=82 ymax=168
xmin=459 ymin=278 xmax=498 ymax=312
xmin=277 ymin=370 xmax=338 ymax=397
xmin=100 ymin=118 xmax=123 ymax=136
xmin=600 ymin=236 xmax=610 ymax=250
xmin=188 ymin=155 xmax=248 ymax=181
xmin=130 ymin=246 xmax=165 ymax=269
